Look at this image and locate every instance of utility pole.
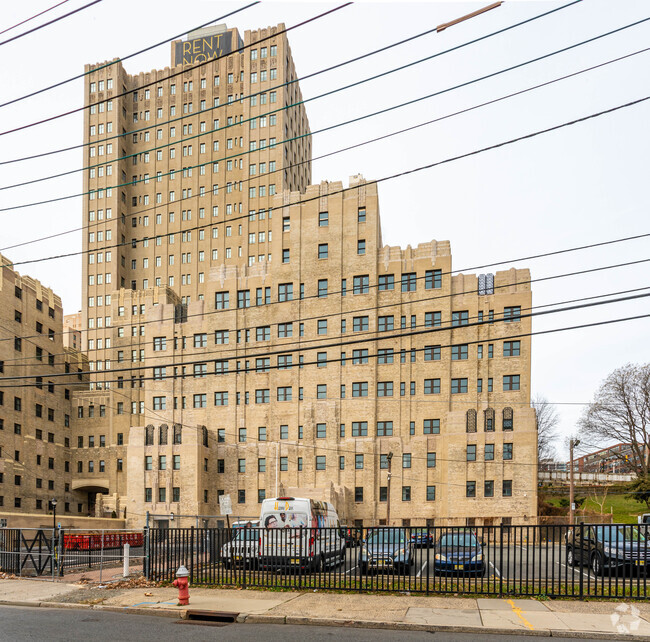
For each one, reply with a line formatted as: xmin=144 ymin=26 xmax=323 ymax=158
xmin=386 ymin=452 xmax=393 ymax=526
xmin=569 ymin=439 xmax=580 ymax=526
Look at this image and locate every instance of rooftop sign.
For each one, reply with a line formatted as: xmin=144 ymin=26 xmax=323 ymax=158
xmin=175 ymin=31 xmax=233 ymax=65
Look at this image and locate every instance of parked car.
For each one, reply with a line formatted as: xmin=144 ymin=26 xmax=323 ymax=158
xmin=433 ymin=531 xmax=485 ymax=576
xmin=221 ymin=525 xmax=260 ymax=569
xmin=566 ymin=524 xmax=650 ymax=576
xmin=410 ymin=528 xmax=434 ymax=548
xmin=359 ymin=528 xmax=413 ymax=574
xmin=341 ymin=526 xmax=361 ymax=548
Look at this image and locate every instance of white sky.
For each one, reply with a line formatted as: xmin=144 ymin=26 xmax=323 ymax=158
xmin=0 ymin=0 xmax=648 ymax=460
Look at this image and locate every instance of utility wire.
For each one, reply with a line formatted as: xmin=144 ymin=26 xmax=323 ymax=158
xmin=6 ymin=92 xmax=650 ymax=270
xmin=0 ymin=2 xmax=260 ymax=109
xmin=0 ymin=0 xmax=70 ymax=36
xmin=2 ymin=224 xmax=648 ymax=351
xmin=0 ymin=0 xmax=102 ymax=47
xmin=2 ymin=43 xmax=649 ymax=255
xmin=0 ymin=3 xmax=352 ymax=136
xmin=4 ymin=9 xmax=647 ymax=204
xmin=0 ymin=0 xmax=581 ymax=148
xmin=2 ymin=290 xmax=648 ymax=383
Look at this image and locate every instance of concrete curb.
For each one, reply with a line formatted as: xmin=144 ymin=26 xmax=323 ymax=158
xmin=3 ymin=599 xmax=650 ymax=639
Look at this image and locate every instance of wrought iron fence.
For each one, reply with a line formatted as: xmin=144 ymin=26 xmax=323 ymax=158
xmin=146 ymin=523 xmax=650 ymax=598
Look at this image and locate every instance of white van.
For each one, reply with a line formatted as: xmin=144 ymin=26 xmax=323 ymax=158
xmin=259 ymin=497 xmax=344 ymax=571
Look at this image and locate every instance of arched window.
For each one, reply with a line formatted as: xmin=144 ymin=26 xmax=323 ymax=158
xmin=145 ymin=424 xmax=154 ymax=445
xmin=466 ymin=409 xmax=477 ymax=433
xmin=503 ymin=407 xmax=514 ymax=431
xmin=484 ymin=408 xmax=495 ymax=432
xmin=173 ymin=423 xmax=182 ymax=444
xmin=159 ymin=424 xmax=168 ymax=445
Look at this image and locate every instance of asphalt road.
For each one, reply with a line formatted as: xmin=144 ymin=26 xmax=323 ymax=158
xmin=0 ymin=606 xmax=608 ymax=642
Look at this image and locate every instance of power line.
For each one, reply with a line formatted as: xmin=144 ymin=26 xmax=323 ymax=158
xmin=6 ymin=91 xmax=650 ymax=274
xmin=0 ymin=3 xmax=353 ymax=137
xmin=0 ymin=0 xmax=70 ymax=36
xmin=1 ymin=292 xmax=648 ymax=384
xmin=0 ymin=2 xmax=260 ymax=109
xmin=0 ymin=0 xmax=102 ymax=47
xmin=4 ymin=10 xmax=648 ymax=206
xmin=7 ymin=43 xmax=649 ymax=255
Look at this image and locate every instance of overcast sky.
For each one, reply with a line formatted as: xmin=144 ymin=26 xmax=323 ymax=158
xmin=0 ymin=0 xmax=648 ymax=459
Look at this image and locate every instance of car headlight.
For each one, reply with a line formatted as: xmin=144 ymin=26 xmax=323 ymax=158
xmin=435 ymin=553 xmax=447 ymax=561
xmin=471 ymin=553 xmax=483 ymax=562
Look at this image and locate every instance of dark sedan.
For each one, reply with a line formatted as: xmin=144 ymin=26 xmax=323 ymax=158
xmin=566 ymin=524 xmax=650 ymax=576
xmin=359 ymin=528 xmax=413 ymax=574
xmin=410 ymin=529 xmax=434 ymax=548
xmin=433 ymin=532 xmax=485 ymax=576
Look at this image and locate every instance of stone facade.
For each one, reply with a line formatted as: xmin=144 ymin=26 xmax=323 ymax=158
xmin=10 ymin=22 xmax=539 ymax=527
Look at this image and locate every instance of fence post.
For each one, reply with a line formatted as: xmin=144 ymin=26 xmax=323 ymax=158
xmin=51 ymin=528 xmax=56 ymax=582
xmin=190 ymin=526 xmax=195 ymax=585
xmin=578 ymin=522 xmax=584 ymax=599
xmin=58 ymin=529 xmax=64 ymax=578
xmin=144 ymin=526 xmax=150 ymax=579
xmin=499 ymin=525 xmax=504 ymax=597
xmin=99 ymin=530 xmax=105 ymax=584
xmin=123 ymin=543 xmax=130 ymax=577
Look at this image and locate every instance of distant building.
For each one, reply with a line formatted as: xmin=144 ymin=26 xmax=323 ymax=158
xmin=569 ymin=443 xmax=643 ymax=474
xmin=63 ymin=312 xmax=82 ymax=351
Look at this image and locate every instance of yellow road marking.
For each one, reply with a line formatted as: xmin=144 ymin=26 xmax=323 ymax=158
xmin=507 ymin=599 xmax=535 ymax=630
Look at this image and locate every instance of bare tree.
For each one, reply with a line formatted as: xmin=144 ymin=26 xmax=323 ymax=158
xmin=579 ymin=363 xmax=650 ymax=478
xmin=589 ymin=486 xmax=609 ymax=515
xmin=532 ymin=394 xmax=560 ymax=462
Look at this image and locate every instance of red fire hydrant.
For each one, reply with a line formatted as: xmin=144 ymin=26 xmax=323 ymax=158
xmin=172 ymin=565 xmax=190 ymax=605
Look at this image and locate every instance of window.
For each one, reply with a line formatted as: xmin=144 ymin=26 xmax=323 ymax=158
xmin=318 ymin=211 xmax=328 ymax=226
xmin=352 ymin=421 xmax=368 ymax=437
xmin=355 ymin=454 xmax=364 ymax=469
xmin=377 ymin=382 xmax=393 ymax=397
xmin=402 ymin=486 xmax=411 ymax=501
xmin=353 ymin=316 xmax=368 ymax=332
xmin=426 ymin=486 xmax=436 ymax=501
xmin=423 ymin=419 xmax=440 ymax=434
xmin=255 ymin=389 xmax=270 ymax=404
xmin=378 ymin=348 xmax=394 ymax=364
xmin=504 ymin=306 xmax=521 ymax=322
xmin=425 ymin=269 xmax=442 ymax=289
xmin=401 ymin=272 xmax=417 ymax=292
xmin=485 ymin=444 xmax=495 ymax=461
xmin=424 ymin=379 xmax=440 ymax=394
xmin=352 ymin=349 xmax=368 ymax=364
xmin=467 ymin=445 xmax=477 ymax=461
xmin=376 ymin=421 xmax=392 ymax=436
xmin=352 ymin=382 xmax=368 ymax=397
xmin=503 ymin=341 xmax=520 ymax=357
xmin=193 ymin=394 xmax=207 ymax=408
xmin=214 ymin=391 xmax=228 ymax=406
xmin=378 ymin=274 xmax=394 ymax=290
xmin=503 ymin=443 xmax=513 ymax=460
xmin=278 ymin=323 xmax=293 ymax=338
xmin=238 ymin=490 xmax=245 ymax=504
xmin=278 ymin=283 xmax=293 ymax=302
xmin=451 ymin=344 xmax=468 ymax=360
xmin=503 ymin=375 xmax=520 ymax=391
xmin=353 ymin=275 xmax=369 ymax=294
xmin=318 ymin=280 xmax=328 ymax=298
xmin=215 ymin=292 xmax=229 ymax=309
xmin=427 ymin=452 xmax=436 ymax=468
xmin=318 ymin=243 xmax=328 ymax=259
xmin=466 ymin=409 xmax=477 ymax=433
xmin=317 ymin=319 xmax=328 ymax=335
xmin=402 ymin=453 xmax=411 ymax=469
xmin=317 ymin=384 xmax=327 ymax=399
xmin=316 ymin=456 xmax=326 ymax=470
xmin=277 ymin=386 xmax=292 ymax=402
xmin=357 ymin=240 xmax=365 ymax=255
xmin=484 ymin=408 xmax=495 ymax=432
xmin=466 ymin=481 xmax=476 ymax=498
xmin=452 ymin=311 xmax=469 ymax=326
xmin=355 ymin=487 xmax=363 ymax=503
xmin=451 ymin=378 xmax=468 ymax=394
xmin=153 ymin=337 xmax=166 ymax=351
xmin=503 ymin=407 xmax=514 ymax=431
xmin=378 ymin=316 xmax=394 ymax=332
xmin=484 ymin=480 xmax=494 ymax=497
xmin=425 ymin=312 xmax=441 ymax=327
xmin=503 ymin=480 xmax=513 ymax=496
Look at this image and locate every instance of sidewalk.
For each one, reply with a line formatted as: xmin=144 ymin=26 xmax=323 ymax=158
xmin=1 ymin=578 xmax=650 ymax=639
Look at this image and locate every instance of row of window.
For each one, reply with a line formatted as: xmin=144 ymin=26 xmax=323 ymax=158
xmin=0 ymin=497 xmax=84 ymax=512
xmin=208 ymin=377 xmax=520 ymax=407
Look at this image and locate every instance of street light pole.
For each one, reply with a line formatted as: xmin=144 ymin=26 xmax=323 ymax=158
xmin=386 ymin=452 xmax=393 ymax=527
xmin=569 ymin=440 xmax=580 ymax=526
xmin=50 ymin=498 xmax=58 ymax=532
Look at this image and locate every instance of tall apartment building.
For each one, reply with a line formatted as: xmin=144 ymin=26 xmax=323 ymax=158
xmin=71 ymin=23 xmax=537 ymax=526
xmin=0 ymin=254 xmax=87 ymax=521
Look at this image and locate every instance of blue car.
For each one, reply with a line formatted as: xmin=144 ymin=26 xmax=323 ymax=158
xmin=410 ymin=529 xmax=434 ymax=548
xmin=433 ymin=532 xmax=485 ymax=576
xmin=359 ymin=528 xmax=413 ymax=574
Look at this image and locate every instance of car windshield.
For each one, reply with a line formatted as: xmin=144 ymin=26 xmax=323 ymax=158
xmin=439 ymin=534 xmax=479 ymax=547
xmin=595 ymin=526 xmax=645 ymax=542
xmin=367 ymin=530 xmax=406 ymax=545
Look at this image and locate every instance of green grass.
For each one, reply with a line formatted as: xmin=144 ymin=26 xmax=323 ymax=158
xmin=545 ymin=492 xmax=644 ymax=524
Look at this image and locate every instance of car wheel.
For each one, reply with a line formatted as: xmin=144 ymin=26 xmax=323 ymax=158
xmin=591 ymin=553 xmax=604 ymax=577
xmin=360 ymin=562 xmax=368 ymax=574
xmin=566 ymin=547 xmax=575 ymax=567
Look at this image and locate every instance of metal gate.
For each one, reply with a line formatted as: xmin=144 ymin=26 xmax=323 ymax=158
xmin=0 ymin=529 xmax=56 ymax=577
